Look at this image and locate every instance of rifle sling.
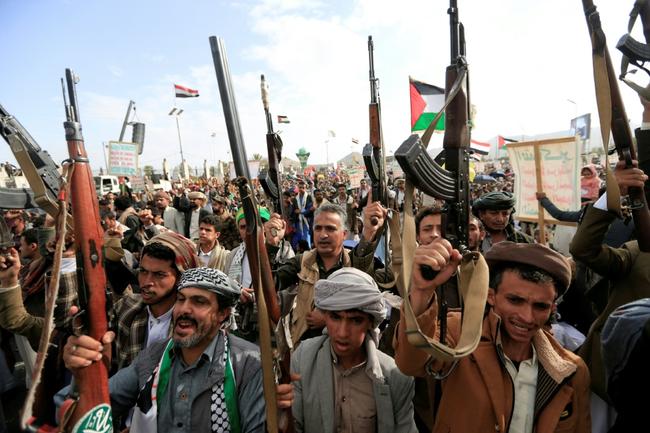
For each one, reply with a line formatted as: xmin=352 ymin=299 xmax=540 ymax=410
xmin=400 ymin=180 xmax=489 ymax=362
xmin=588 ymin=12 xmax=622 ymax=215
xmin=421 ymin=66 xmax=467 ymax=149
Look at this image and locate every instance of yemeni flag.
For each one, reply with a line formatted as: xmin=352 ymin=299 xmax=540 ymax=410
xmin=470 ymin=139 xmax=490 ymax=155
xmin=174 ymin=84 xmax=199 ymax=98
xmin=277 ymin=115 xmax=290 ymax=124
xmin=410 ymin=77 xmax=445 ymax=132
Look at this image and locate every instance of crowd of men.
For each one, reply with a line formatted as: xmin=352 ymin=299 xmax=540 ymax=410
xmin=0 ymin=106 xmax=649 ymax=433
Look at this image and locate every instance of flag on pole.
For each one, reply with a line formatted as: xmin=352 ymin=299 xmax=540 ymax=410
xmin=277 ymin=115 xmax=290 ymax=124
xmin=470 ymin=139 xmax=490 ymax=155
xmin=497 ymin=135 xmax=517 ymax=149
xmin=410 ymin=77 xmax=445 ymax=132
xmin=174 ymin=84 xmax=199 ymax=98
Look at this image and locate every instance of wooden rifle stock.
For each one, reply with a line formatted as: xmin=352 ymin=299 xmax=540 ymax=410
xmin=367 ymin=36 xmax=386 ymax=226
xmin=61 ymin=69 xmax=112 ymax=432
xmin=582 ymin=0 xmax=650 ymax=252
xmin=237 ymin=178 xmax=293 ymax=433
xmin=210 ymin=36 xmax=293 ymax=433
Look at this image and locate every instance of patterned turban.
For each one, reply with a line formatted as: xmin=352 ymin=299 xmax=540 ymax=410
xmin=177 ymin=267 xmax=241 ymax=299
xmin=147 ymin=231 xmax=199 ymax=273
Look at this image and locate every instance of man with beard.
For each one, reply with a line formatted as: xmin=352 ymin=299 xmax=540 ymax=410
xmin=472 ymin=191 xmax=533 ymax=253
xmin=182 ymin=191 xmax=211 ymax=242
xmin=211 ymin=195 xmax=240 ymax=251
xmin=277 ymin=202 xmax=388 ymax=348
xmin=154 ymin=190 xmax=185 ymax=235
xmin=0 ymin=230 xmax=200 ymax=371
xmin=63 ymin=267 xmax=265 ymax=433
xmin=111 ymin=231 xmax=200 ymax=369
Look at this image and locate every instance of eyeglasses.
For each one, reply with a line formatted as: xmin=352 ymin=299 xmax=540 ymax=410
xmin=137 ymin=268 xmax=173 ymax=281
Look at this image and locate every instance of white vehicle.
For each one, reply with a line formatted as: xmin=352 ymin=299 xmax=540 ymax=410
xmin=94 ymin=175 xmax=120 ymax=197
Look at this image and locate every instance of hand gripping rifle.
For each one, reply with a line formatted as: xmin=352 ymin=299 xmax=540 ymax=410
xmin=394 ymin=0 xmax=488 ymax=363
xmin=259 ymin=74 xmax=285 ymax=217
xmin=209 ymin=36 xmax=293 ymax=433
xmin=58 ymin=69 xmax=113 ymax=433
xmin=582 ymin=0 xmax=650 ymax=252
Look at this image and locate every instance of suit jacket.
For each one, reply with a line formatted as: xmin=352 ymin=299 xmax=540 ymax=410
xmin=292 ymin=335 xmax=416 ymax=433
xmin=162 ymin=205 xmax=185 ymax=234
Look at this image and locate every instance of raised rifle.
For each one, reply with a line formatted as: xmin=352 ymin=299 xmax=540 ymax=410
xmin=363 ymin=36 xmax=388 ymax=224
xmin=394 ymin=0 xmax=489 ymax=362
xmin=582 ymin=0 xmax=650 ymax=252
xmin=259 ymin=74 xmax=285 ymax=217
xmin=209 ymin=36 xmax=293 ymax=433
xmin=0 ymin=104 xmax=72 ymax=227
xmin=57 ymin=69 xmax=113 ymax=432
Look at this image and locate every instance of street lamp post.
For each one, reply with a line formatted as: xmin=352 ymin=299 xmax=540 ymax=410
xmin=169 ymin=107 xmax=186 ymax=178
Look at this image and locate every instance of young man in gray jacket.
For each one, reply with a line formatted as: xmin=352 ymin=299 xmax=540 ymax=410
xmin=289 ymin=267 xmax=417 ymax=433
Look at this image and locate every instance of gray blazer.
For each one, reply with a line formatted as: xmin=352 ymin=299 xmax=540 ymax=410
xmin=162 ymin=205 xmax=185 ymax=234
xmin=292 ymin=335 xmax=417 ymax=433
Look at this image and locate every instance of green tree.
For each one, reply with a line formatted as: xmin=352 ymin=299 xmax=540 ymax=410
xmin=143 ymin=165 xmax=154 ymax=177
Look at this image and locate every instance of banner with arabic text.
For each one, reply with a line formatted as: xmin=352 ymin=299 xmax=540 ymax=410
xmin=507 ymin=136 xmax=580 ymax=224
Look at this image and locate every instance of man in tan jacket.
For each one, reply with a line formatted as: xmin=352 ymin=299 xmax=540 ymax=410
xmin=395 ymin=241 xmax=591 ymax=433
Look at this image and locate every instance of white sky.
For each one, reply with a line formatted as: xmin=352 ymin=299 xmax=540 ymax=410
xmin=0 ymin=0 xmax=645 ymax=173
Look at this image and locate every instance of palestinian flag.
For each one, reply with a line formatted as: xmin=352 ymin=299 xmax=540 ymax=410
xmin=410 ymin=77 xmax=445 ymax=132
xmin=277 ymin=115 xmax=290 ymax=124
xmin=497 ymin=135 xmax=517 ymax=149
xmin=174 ymin=84 xmax=199 ymax=98
xmin=470 ymin=139 xmax=490 ymax=155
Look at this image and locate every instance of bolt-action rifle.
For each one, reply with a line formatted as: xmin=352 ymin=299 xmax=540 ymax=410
xmin=394 ymin=0 xmax=488 ymax=362
xmin=582 ymin=0 xmax=650 ymax=252
xmin=57 ymin=69 xmax=112 ymax=432
xmin=209 ymin=36 xmax=293 ymax=433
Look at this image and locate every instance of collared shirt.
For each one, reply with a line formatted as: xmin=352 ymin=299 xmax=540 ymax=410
xmin=198 ymin=249 xmax=211 ymax=267
xmin=158 ymin=334 xmax=221 ymax=433
xmin=331 ymin=346 xmax=376 ymax=433
xmin=146 ymin=305 xmax=174 ymax=348
xmin=504 ymin=346 xmax=538 ymax=433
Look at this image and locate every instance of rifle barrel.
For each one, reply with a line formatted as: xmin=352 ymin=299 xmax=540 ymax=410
xmin=209 ymin=36 xmax=251 ymax=179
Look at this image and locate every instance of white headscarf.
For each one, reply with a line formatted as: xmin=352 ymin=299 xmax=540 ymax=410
xmin=314 ymin=267 xmax=386 ymax=329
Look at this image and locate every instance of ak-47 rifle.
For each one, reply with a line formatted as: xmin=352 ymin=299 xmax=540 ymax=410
xmin=209 ymin=36 xmax=293 ymax=433
xmin=0 ymin=104 xmax=72 ymax=227
xmin=259 ymin=74 xmax=285 ymax=217
xmin=581 ymin=0 xmax=650 ymax=252
xmin=395 ymin=0 xmax=471 ymax=259
xmin=363 ymin=36 xmax=388 ymax=225
xmin=394 ymin=0 xmax=488 ymax=363
xmin=58 ymin=69 xmax=112 ymax=432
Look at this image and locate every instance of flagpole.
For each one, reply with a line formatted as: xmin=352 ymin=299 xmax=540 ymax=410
xmin=169 ymin=107 xmax=186 ymax=178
